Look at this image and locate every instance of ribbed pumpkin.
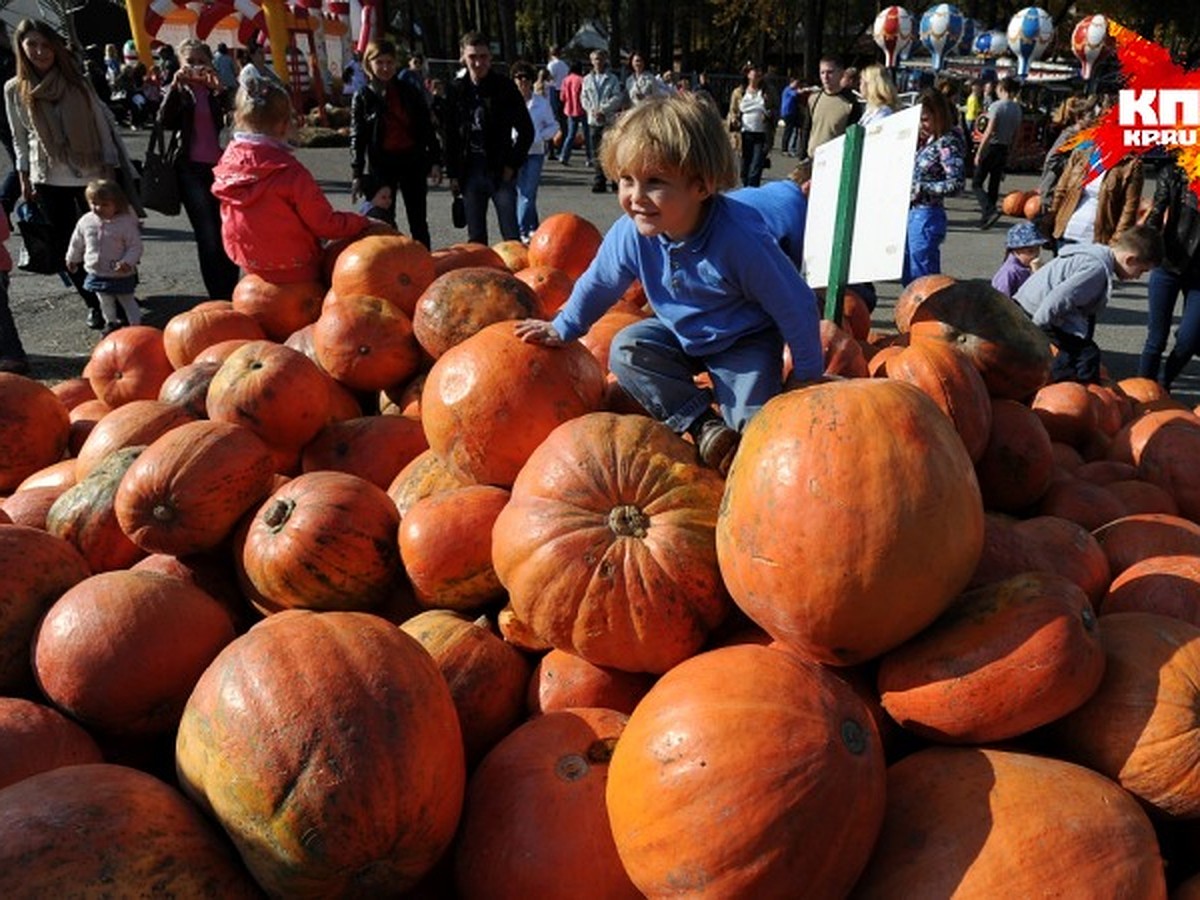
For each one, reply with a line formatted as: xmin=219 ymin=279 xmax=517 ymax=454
xmin=301 ymin=414 xmax=428 ymax=489
xmin=969 ymin=513 xmax=1112 ymax=605
xmin=388 ymin=448 xmax=475 ymax=517
xmin=455 ymin=708 xmax=638 ymax=900
xmin=33 ymin=571 xmax=236 ymax=738
xmin=175 ymin=610 xmax=465 ymax=897
xmin=975 ymin=397 xmax=1056 ymax=512
xmin=852 ymin=747 xmax=1166 ymax=898
xmin=1046 ymin=611 xmax=1200 ymax=817
xmin=606 ymin=644 xmax=886 ymax=897
xmin=421 ymin=320 xmax=606 ymax=487
xmin=1102 ymin=555 xmax=1200 ymax=624
xmin=330 ymin=234 xmax=436 ymax=317
xmin=0 ymin=696 xmax=103 ymax=791
xmin=47 ymin=446 xmax=147 ymax=573
xmin=399 ymin=609 xmax=532 ymax=765
xmin=0 ymin=373 xmax=70 ymax=493
xmin=163 ymin=304 xmax=265 ymax=368
xmin=413 ymin=266 xmax=539 ymax=359
xmin=0 ymin=527 xmax=91 ymax=694
xmin=114 ymin=419 xmax=277 ymax=556
xmin=312 ymin=292 xmax=422 ymax=392
xmin=717 ymin=379 xmax=984 ymax=666
xmin=0 ymin=764 xmax=262 ymax=897
xmin=240 ymin=471 xmax=401 ymax=614
xmin=74 ymin=398 xmax=197 ymax=480
xmin=526 ymin=648 xmax=656 ymax=717
xmin=877 ymin=572 xmax=1105 ymax=743
xmin=493 ymin=412 xmax=730 ymax=673
xmin=515 ymin=265 xmax=574 ymax=317
xmin=231 ymin=274 xmax=325 ymax=341
xmin=83 ymin=326 xmax=174 ymax=408
xmin=1093 ymin=513 xmax=1200 ymax=577
xmin=399 ymin=484 xmax=510 ymax=610
xmin=526 ymin=212 xmax=603 ymax=280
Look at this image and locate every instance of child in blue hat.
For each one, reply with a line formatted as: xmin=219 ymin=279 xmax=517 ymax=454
xmin=992 ymin=221 xmax=1049 ymax=298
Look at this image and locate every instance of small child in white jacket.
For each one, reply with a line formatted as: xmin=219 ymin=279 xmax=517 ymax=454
xmin=66 ymin=179 xmax=142 ymax=336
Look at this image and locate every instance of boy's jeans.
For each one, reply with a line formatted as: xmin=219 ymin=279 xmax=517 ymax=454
xmin=1045 ymin=323 xmax=1102 ymax=384
xmin=608 ymin=317 xmax=784 ymax=433
xmin=903 ymin=205 xmax=947 ymax=285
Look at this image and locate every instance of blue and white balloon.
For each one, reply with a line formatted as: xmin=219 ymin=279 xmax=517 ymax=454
xmin=973 ymin=30 xmax=1008 ymax=58
xmin=919 ymin=3 xmax=965 ymax=71
xmin=1006 ymin=6 xmax=1054 ymax=77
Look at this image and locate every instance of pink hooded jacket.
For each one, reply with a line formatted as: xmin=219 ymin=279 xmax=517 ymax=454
xmin=212 ymin=134 xmax=369 ymax=284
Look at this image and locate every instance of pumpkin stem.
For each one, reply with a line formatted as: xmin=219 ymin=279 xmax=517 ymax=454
xmin=840 ymin=719 xmax=868 ymax=755
xmin=262 ymin=498 xmax=296 ymax=532
xmin=555 ymin=753 xmax=590 ymax=782
xmin=586 ymin=737 xmax=618 ymax=765
xmin=152 ymin=503 xmax=175 ymax=523
xmin=608 ymin=505 xmax=649 ymax=538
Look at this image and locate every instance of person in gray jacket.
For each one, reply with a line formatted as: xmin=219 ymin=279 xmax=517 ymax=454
xmin=581 ymin=48 xmax=624 ymax=193
xmin=1015 ymin=225 xmax=1162 ymax=383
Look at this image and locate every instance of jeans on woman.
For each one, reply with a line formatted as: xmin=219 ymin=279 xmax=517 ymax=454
xmin=1139 ymin=265 xmax=1200 ymax=387
xmin=178 ymin=160 xmax=240 ymax=299
xmin=903 ymin=204 xmax=947 ymax=285
xmin=35 ymin=183 xmax=100 ymax=315
xmin=516 ymin=153 xmax=545 ymax=240
xmin=561 ymin=115 xmax=590 ymax=165
xmin=740 ymin=131 xmax=768 ymax=187
xmin=608 ymin=317 xmax=784 ymax=434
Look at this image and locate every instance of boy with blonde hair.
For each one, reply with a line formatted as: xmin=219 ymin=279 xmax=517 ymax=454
xmin=516 ymin=93 xmax=822 ymax=474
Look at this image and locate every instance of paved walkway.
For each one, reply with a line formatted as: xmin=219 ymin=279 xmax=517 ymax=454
xmin=8 ymin=129 xmax=1198 ymax=406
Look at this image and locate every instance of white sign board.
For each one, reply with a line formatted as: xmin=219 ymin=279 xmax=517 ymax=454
xmin=803 ymin=104 xmax=921 ymax=288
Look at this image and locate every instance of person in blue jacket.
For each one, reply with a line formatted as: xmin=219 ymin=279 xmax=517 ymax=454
xmin=514 ymin=93 xmax=823 ymax=475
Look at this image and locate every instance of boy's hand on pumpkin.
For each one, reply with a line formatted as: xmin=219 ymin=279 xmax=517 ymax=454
xmin=513 ymin=319 xmax=563 ymax=346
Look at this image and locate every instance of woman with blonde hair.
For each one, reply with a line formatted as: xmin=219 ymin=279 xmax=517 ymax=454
xmin=858 ymin=64 xmax=898 ymax=126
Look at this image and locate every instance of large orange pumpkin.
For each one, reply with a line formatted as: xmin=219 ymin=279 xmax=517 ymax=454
xmin=893 ymin=272 xmax=957 ymax=333
xmin=83 ymin=325 xmax=175 ymax=408
xmin=157 ymin=358 xmax=222 ymax=418
xmin=970 ymin=513 xmax=1111 ymax=605
xmin=47 ymin=446 xmax=147 ymax=573
xmin=0 ymin=696 xmax=103 ymax=791
xmin=1 ymin=485 xmax=65 ymax=530
xmin=33 ymin=570 xmax=236 ymax=737
xmin=162 ymin=305 xmax=265 ymax=368
xmin=231 ymin=274 xmax=325 ymax=341
xmin=431 ymin=241 xmax=508 ymax=277
xmin=491 ymin=239 xmax=530 ymax=272
xmin=0 ymin=373 xmax=70 ymax=492
xmin=514 ymin=264 xmax=574 ymax=317
xmin=606 ymin=644 xmax=886 ymax=897
xmin=577 ymin=310 xmax=644 ymax=375
xmin=387 ymin=447 xmax=475 ymax=517
xmin=886 ymin=337 xmax=993 ymax=461
xmin=421 ymin=320 xmax=606 ymax=486
xmin=330 ymin=234 xmax=436 ymax=317
xmin=175 ymin=610 xmax=465 ymax=897
xmin=852 ymin=747 xmax=1165 ymax=897
xmin=1137 ymin=415 xmax=1200 ymax=521
xmin=312 ymin=292 xmax=422 ymax=391
xmin=717 ymin=379 xmax=985 ymax=665
xmin=412 ymin=266 xmax=539 ymax=358
xmin=0 ymin=764 xmax=262 ymax=897
xmin=1093 ymin=513 xmax=1200 ymax=577
xmin=493 ymin=412 xmax=730 ymax=673
xmin=1032 ymin=380 xmax=1099 ymax=448
xmin=455 ymin=708 xmax=638 ymax=900
xmin=1103 ymin=555 xmax=1200 ymax=624
xmin=975 ymin=397 xmax=1056 ymax=512
xmin=301 ymin=414 xmax=428 ymax=489
xmin=526 ymin=212 xmax=603 ymax=279
xmin=74 ymin=397 xmax=197 ymax=480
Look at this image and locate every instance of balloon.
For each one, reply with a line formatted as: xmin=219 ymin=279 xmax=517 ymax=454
xmin=1006 ymin=6 xmax=1054 ymax=78
xmin=1072 ymin=14 xmax=1114 ymax=80
xmin=974 ymin=30 xmax=1008 ymax=58
xmin=919 ymin=4 xmax=965 ymax=72
xmin=956 ymin=17 xmax=978 ymax=56
xmin=873 ymin=6 xmax=915 ymax=68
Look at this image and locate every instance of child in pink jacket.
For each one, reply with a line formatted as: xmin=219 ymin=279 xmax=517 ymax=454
xmin=212 ymin=78 xmax=373 ymax=285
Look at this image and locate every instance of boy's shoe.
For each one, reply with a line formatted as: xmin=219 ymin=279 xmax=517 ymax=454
xmin=0 ymin=355 xmax=30 ymax=375
xmin=696 ymin=418 xmax=741 ymax=476
xmin=86 ymin=308 xmax=104 ymax=330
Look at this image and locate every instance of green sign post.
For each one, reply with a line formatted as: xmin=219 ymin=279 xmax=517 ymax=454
xmin=822 ymin=123 xmax=866 ymax=325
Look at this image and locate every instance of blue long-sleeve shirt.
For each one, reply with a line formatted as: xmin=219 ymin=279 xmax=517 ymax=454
xmin=550 ymin=194 xmax=824 ymax=380
xmin=728 ymin=181 xmax=807 ymax=270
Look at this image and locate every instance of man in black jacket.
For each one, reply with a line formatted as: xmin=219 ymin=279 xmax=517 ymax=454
xmin=443 ymin=32 xmax=533 ymax=244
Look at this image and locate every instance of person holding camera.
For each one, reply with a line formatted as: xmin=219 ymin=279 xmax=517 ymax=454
xmin=158 ymin=38 xmax=239 ymax=299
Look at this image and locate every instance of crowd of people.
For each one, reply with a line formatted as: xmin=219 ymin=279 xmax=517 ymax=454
xmin=0 ymin=22 xmax=1194 ymax=477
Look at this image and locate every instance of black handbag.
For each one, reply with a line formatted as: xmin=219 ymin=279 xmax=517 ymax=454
xmin=140 ymin=123 xmax=182 ymax=216
xmin=451 ymin=194 xmax=466 ymax=228
xmin=14 ymin=201 xmax=60 ymax=275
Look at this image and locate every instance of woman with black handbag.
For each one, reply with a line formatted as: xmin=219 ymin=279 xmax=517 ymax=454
xmin=3 ymin=18 xmax=141 ymax=330
xmin=158 ymin=38 xmax=239 ymax=300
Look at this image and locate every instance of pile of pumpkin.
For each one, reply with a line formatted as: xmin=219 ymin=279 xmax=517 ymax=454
xmin=3 ymin=216 xmax=1200 ymax=897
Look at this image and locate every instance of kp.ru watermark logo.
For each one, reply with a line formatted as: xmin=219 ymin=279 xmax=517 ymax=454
xmin=1118 ymin=89 xmax=1200 ymax=147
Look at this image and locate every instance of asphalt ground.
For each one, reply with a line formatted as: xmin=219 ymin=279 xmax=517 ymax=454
xmin=8 ymin=127 xmax=1198 ymax=407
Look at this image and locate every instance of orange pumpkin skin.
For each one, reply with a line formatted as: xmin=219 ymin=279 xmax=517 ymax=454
xmin=1093 ymin=513 xmax=1200 ymax=577
xmin=206 ymin=340 xmax=333 ymax=452
xmin=1046 ymin=612 xmax=1200 ymax=817
xmin=421 ymin=321 xmax=606 ymax=487
xmin=578 ymin=310 xmax=645 ymax=375
xmin=1103 ymin=555 xmax=1200 ymax=624
xmin=312 ymin=292 xmax=422 ymax=392
xmin=330 ymin=234 xmax=436 ymax=317
xmin=231 ymin=274 xmax=325 ymax=341
xmin=0 ymin=697 xmax=103 ymax=791
xmin=717 ymin=380 xmax=984 ymax=666
xmin=192 ymin=336 xmax=253 ymax=366
xmin=1107 ymin=407 xmax=1200 ymax=465
xmin=514 ymin=264 xmax=574 ymax=317
xmin=527 ymin=213 xmax=603 ymax=279
xmin=387 ymin=448 xmax=474 ymax=517
xmin=878 ymin=572 xmax=1105 ymax=743
xmin=74 ymin=398 xmax=197 ymax=481
xmin=115 ymin=419 xmax=277 ymax=556
xmin=47 ymin=446 xmax=147 ymax=573
xmin=497 ymin=601 xmax=553 ymax=652
xmin=131 ymin=552 xmax=254 ymax=633
xmin=1137 ymin=416 xmax=1200 ymax=521
xmin=1 ymin=485 xmax=66 ymax=529
xmin=162 ymin=305 xmax=266 ymax=368
xmin=494 ymin=413 xmax=730 ymax=673
xmin=975 ymin=397 xmax=1056 ymax=512
xmin=84 ymin=326 xmax=175 ymax=408
xmin=157 ymin=358 xmax=221 ymax=418
xmin=893 ymin=272 xmax=957 ymax=333
xmin=0 ymin=374 xmax=70 ymax=493
xmin=526 ymin=648 xmax=655 ymax=717
xmin=886 ymin=337 xmax=993 ymax=462
xmin=399 ymin=485 xmax=510 ymax=610
xmin=301 ymin=414 xmax=428 ymax=489
xmin=1024 ymin=191 xmax=1045 ymax=219
xmin=240 ymin=471 xmax=401 ymax=613
xmin=1001 ymin=188 xmax=1028 ymax=217
xmin=33 ymin=570 xmax=235 ymax=738
xmin=819 ymin=318 xmax=869 ymax=377
xmin=431 ymin=241 xmax=508 ymax=277
xmin=1037 ymin=475 xmax=1130 ymax=532
xmin=1105 ymin=478 xmax=1179 ymax=516
xmin=853 ymin=747 xmax=1166 ymax=898
xmin=1033 ymin=380 xmax=1099 ymax=448
xmin=399 ymin=609 xmax=533 ymax=765
xmin=606 ymin=644 xmax=886 ymax=898
xmin=455 ymin=708 xmax=639 ymax=900
xmin=0 ymin=527 xmax=91 ymax=694
xmin=0 ymin=764 xmax=263 ymax=898
xmin=413 ymin=266 xmax=539 ymax=359
xmin=67 ymin=397 xmax=110 ymax=456
xmin=175 ymin=610 xmax=466 ymax=897
xmin=16 ymin=458 xmax=77 ymax=492
xmin=970 ymin=513 xmax=1111 ymax=605
xmin=50 ymin=376 xmax=96 ymax=411
xmin=491 ymin=238 xmax=530 ymax=272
